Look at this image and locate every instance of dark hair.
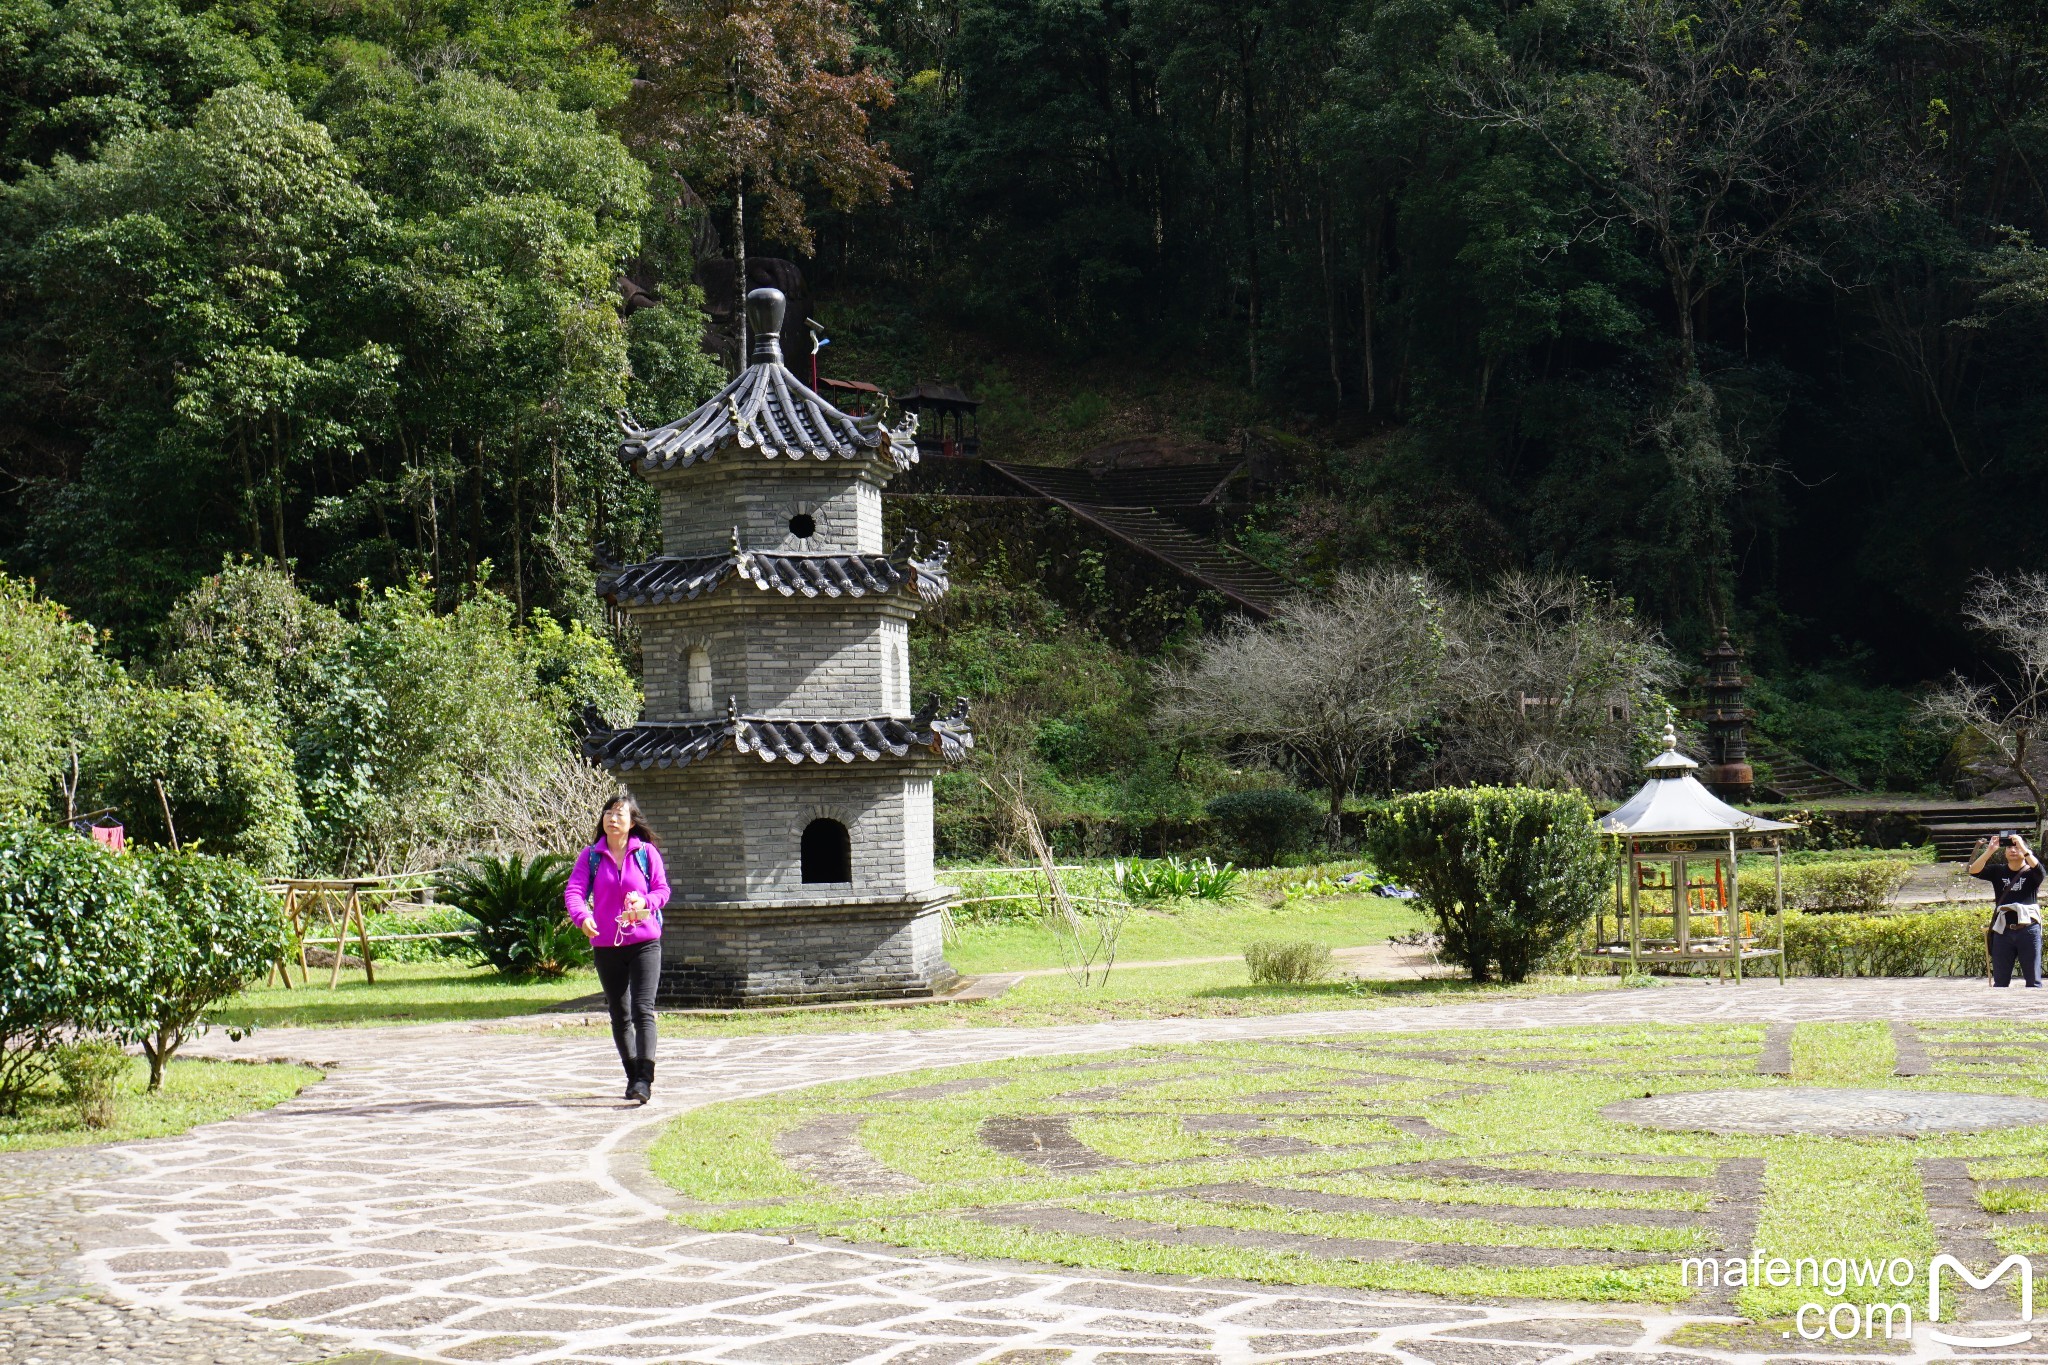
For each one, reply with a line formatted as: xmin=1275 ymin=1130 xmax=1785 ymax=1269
xmin=594 ymin=794 xmax=657 ymax=847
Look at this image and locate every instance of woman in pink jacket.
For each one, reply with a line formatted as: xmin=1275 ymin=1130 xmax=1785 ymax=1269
xmin=564 ymin=796 xmax=671 ymax=1104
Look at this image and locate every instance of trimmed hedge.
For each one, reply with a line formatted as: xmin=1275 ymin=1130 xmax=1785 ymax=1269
xmin=0 ymin=822 xmax=164 ymax=1113
xmin=1735 ymin=858 xmax=1915 ymax=914
xmin=1206 ymin=791 xmax=1322 ymax=866
xmin=1366 ymin=786 xmax=1607 ymax=984
xmin=1782 ymin=905 xmax=1989 ymax=977
xmin=133 ymin=849 xmax=284 ymax=1090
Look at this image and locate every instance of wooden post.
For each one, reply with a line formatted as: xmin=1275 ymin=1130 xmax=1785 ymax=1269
xmin=353 ymin=883 xmax=376 ymax=985
xmin=329 ymin=885 xmax=351 ymax=989
xmin=1729 ymin=835 xmax=1743 ymax=985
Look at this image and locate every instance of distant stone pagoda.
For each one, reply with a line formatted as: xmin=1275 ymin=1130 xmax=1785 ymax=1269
xmin=583 ymin=287 xmax=973 ymax=1006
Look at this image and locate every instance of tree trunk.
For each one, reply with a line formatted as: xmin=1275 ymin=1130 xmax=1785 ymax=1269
xmin=468 ymin=435 xmax=484 ymax=589
xmin=142 ymin=1027 xmax=178 ymax=1092
xmin=734 ymin=179 xmax=748 ymax=366
xmin=510 ymin=438 xmax=524 ymax=617
xmin=238 ymin=422 xmax=262 ymax=556
xmin=1318 ymin=198 xmax=1342 ymax=405
xmin=270 ymin=410 xmax=289 ymax=565
xmin=1239 ymin=35 xmax=1260 ymax=389
xmin=1361 ymin=227 xmax=1379 ymax=413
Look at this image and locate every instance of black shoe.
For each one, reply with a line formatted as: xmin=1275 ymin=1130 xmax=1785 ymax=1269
xmin=626 ymin=1058 xmax=653 ymax=1106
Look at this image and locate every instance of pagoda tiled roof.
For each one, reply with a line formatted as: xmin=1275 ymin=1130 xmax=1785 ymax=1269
xmin=620 ymin=360 xmax=920 ymax=472
xmin=582 ymin=696 xmax=974 ymax=772
xmin=600 ymin=538 xmax=950 ymax=608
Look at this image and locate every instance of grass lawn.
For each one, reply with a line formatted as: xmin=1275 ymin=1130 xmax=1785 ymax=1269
xmin=1 ymin=1055 xmax=320 ymax=1153
xmin=944 ymin=890 xmax=1426 ymax=973
xmin=207 ymin=883 xmax=1469 ymax=1031
xmin=210 ymin=960 xmax=601 ymax=1030
xmin=650 ymin=1019 xmax=2048 ymax=1322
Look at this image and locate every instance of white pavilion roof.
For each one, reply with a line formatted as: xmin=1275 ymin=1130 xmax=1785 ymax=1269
xmin=1599 ymin=724 xmax=1796 ymax=837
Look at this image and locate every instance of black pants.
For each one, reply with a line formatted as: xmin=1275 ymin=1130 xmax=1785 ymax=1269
xmin=1991 ymin=922 xmax=2043 ymax=987
xmin=593 ymin=940 xmax=662 ymax=1071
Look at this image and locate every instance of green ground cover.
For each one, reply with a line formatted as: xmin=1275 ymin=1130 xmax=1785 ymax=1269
xmin=651 ymin=1020 xmax=2048 ymax=1321
xmin=211 ymin=879 xmax=1443 ymax=1029
xmin=944 ymin=889 xmax=1424 ymax=973
xmin=0 ymin=1056 xmax=319 ymax=1153
xmin=210 ymin=961 xmax=602 ymax=1029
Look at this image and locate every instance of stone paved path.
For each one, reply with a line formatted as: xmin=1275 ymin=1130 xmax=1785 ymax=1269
xmin=11 ymin=978 xmax=2048 ymax=1365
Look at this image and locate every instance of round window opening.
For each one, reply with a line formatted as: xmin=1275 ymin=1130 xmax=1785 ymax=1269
xmin=788 ymin=512 xmax=817 ymax=539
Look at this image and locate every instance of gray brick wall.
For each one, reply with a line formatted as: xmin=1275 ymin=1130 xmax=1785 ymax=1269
xmin=650 ymin=464 xmax=885 ymax=556
xmin=638 ymin=600 xmax=920 ymax=718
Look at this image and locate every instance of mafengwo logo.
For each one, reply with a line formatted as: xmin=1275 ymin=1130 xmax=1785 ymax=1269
xmin=1681 ymin=1252 xmax=2034 ymax=1346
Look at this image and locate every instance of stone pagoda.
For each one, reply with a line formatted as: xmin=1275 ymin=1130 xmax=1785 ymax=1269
xmin=582 ymin=287 xmax=972 ymax=1006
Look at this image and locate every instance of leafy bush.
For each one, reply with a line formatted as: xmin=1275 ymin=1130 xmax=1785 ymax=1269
xmin=439 ymin=853 xmax=586 ymax=978
xmin=299 ymin=583 xmax=640 ymax=873
xmin=1782 ymin=906 xmax=1988 ymax=977
xmin=0 ymin=573 xmax=122 ymax=821
xmin=1206 ymin=790 xmax=1321 ymax=866
xmin=1114 ymin=855 xmax=1240 ymax=902
xmin=83 ymin=687 xmax=303 ymax=873
xmin=1365 ymin=786 xmax=1607 ymax=983
xmin=1244 ymin=938 xmax=1333 ymax=984
xmin=155 ymin=560 xmax=348 ymax=730
xmin=0 ymin=822 xmax=161 ymax=1113
xmin=53 ymin=1039 xmax=127 ymax=1128
xmin=132 ymin=849 xmax=284 ymax=1089
xmin=1735 ymin=858 xmax=1914 ymax=914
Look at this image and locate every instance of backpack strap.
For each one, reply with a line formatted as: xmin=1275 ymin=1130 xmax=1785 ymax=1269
xmin=583 ymin=846 xmax=602 ymax=897
xmin=634 ymin=845 xmax=651 ymax=883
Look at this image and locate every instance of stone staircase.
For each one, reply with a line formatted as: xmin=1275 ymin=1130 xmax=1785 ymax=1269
xmin=1908 ymin=802 xmax=2041 ymax=861
xmin=987 ymin=461 xmax=1294 ymax=618
xmin=1749 ymin=737 xmax=1865 ymax=802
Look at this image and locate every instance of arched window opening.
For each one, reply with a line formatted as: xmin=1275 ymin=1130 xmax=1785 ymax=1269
xmin=686 ymin=645 xmax=712 ymax=715
xmin=801 ymin=818 xmax=852 ymax=884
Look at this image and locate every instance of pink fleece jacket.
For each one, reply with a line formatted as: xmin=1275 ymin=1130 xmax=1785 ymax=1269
xmin=563 ymin=837 xmax=670 ymax=947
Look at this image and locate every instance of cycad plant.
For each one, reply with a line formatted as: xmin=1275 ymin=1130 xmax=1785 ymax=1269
xmin=438 ymin=852 xmax=588 ymax=978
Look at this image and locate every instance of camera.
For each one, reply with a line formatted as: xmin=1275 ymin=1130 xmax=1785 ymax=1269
xmin=1999 ymin=830 xmax=2020 ymax=847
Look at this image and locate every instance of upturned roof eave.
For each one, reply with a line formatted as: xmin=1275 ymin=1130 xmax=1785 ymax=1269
xmin=1598 ymin=773 xmax=1799 ymax=837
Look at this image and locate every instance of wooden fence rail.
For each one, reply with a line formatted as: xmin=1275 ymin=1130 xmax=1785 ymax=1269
xmin=263 ymin=874 xmax=465 ymax=990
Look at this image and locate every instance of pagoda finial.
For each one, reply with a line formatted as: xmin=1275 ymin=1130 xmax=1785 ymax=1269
xmin=1663 ymin=707 xmax=1679 ymax=751
xmin=746 ymin=288 xmax=786 ymax=365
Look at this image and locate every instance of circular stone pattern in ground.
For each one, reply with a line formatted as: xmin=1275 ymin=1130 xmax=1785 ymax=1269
xmin=1602 ymin=1086 xmax=2048 ymax=1136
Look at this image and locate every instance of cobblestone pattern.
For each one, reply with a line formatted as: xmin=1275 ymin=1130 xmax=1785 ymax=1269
xmin=1 ymin=1149 xmax=336 ymax=1365
xmin=19 ymin=978 xmax=2048 ymax=1365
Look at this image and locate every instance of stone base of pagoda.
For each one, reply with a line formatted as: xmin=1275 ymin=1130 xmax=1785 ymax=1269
xmin=653 ymin=888 xmax=959 ymax=1007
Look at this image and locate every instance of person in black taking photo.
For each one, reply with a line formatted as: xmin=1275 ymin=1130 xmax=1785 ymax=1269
xmin=1970 ymin=831 xmax=2043 ymax=988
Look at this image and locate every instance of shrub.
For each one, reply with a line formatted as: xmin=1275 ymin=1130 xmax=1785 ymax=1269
xmin=1244 ymin=939 xmax=1333 ymax=984
xmin=131 ymin=849 xmax=284 ymax=1090
xmin=1206 ymin=790 xmax=1321 ymax=866
xmin=1365 ymin=786 xmax=1607 ymax=983
xmin=1736 ymin=858 xmax=1914 ymax=914
xmin=439 ymin=852 xmax=587 ymax=978
xmin=0 ymin=573 xmax=122 ymax=821
xmin=53 ymin=1038 xmax=128 ymax=1128
xmin=83 ymin=687 xmax=303 ymax=873
xmin=1782 ymin=905 xmax=1988 ymax=977
xmin=0 ymin=822 xmax=161 ymax=1113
